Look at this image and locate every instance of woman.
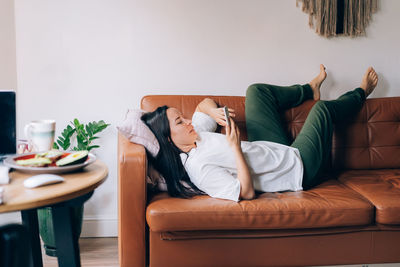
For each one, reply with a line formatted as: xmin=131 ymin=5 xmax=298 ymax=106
xmin=142 ymin=65 xmax=378 ymax=202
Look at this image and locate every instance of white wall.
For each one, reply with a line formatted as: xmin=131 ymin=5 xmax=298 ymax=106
xmin=6 ymin=0 xmax=400 ymax=236
xmin=0 ymin=0 xmax=17 ymax=90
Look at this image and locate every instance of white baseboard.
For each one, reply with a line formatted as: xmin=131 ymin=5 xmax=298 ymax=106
xmin=81 ymin=216 xmax=118 ymax=238
xmin=0 ymin=213 xmax=117 ymax=238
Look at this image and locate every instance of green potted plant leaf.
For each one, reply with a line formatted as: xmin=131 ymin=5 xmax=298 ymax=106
xmin=38 ymin=119 xmax=110 ymax=256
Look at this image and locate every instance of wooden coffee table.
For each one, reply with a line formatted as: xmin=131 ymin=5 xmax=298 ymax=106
xmin=0 ymin=160 xmax=108 ymax=267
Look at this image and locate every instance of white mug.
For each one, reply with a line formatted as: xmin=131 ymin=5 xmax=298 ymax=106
xmin=24 ymin=120 xmax=56 ymax=152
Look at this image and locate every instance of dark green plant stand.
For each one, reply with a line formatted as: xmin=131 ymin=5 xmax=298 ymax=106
xmin=37 ymin=192 xmax=92 ymax=257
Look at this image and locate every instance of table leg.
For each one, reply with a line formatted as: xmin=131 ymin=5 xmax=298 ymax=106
xmin=52 ymin=205 xmax=81 ymax=267
xmin=21 ymin=209 xmax=43 ymax=267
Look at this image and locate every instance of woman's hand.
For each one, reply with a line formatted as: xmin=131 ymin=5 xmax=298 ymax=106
xmin=225 ymin=118 xmax=241 ymax=150
xmin=195 ymin=98 xmax=235 ymax=126
xmin=225 ymin=117 xmax=255 ymax=200
xmin=209 ymin=107 xmax=236 ymax=126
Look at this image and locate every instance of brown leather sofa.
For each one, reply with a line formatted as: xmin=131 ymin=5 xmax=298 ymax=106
xmin=118 ymin=94 xmax=400 ymax=267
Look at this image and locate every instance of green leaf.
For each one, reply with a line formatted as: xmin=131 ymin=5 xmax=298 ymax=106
xmin=73 ymin=118 xmax=80 ymax=127
xmin=86 ymin=122 xmax=94 ymax=137
xmin=87 ymin=145 xmax=100 ymax=151
xmin=55 ymin=125 xmax=75 ymax=151
xmin=53 ymin=118 xmax=109 ymax=152
xmin=53 ymin=142 xmax=59 ymax=149
xmin=91 ymin=120 xmax=110 ymax=135
xmin=77 ymin=140 xmax=87 ymax=150
xmin=63 ymin=141 xmax=70 ymax=150
xmin=76 ymin=133 xmax=85 ymax=147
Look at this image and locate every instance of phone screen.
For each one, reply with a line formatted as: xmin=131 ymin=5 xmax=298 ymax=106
xmin=223 ymin=106 xmax=231 ymax=127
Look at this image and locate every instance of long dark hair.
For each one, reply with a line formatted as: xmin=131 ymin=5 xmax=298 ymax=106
xmin=141 ymin=106 xmax=205 ymax=198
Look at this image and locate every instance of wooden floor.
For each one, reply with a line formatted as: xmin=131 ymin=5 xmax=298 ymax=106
xmin=41 ymin=237 xmax=400 ymax=267
xmin=42 ymin=237 xmax=119 ymax=267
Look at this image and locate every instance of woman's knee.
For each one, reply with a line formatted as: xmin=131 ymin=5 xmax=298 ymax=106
xmin=246 ymin=83 xmax=262 ymax=98
xmin=246 ymin=83 xmax=272 ymax=99
xmin=312 ymin=100 xmax=329 ymax=111
xmin=309 ymin=101 xmax=332 ymax=119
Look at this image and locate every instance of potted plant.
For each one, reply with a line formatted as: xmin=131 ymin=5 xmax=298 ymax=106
xmin=38 ymin=119 xmax=109 ymax=256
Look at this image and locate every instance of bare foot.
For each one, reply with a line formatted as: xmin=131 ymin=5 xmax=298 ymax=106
xmin=309 ymin=64 xmax=327 ymax=100
xmin=360 ymin=67 xmax=378 ymax=97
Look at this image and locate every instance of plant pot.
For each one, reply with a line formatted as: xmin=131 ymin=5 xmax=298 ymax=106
xmin=37 ymin=205 xmax=84 ymax=257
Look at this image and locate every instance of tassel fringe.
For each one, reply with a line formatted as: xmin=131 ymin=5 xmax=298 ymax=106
xmin=296 ymin=0 xmax=378 ymax=37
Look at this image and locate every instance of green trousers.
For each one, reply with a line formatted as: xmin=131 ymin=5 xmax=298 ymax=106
xmin=245 ymin=83 xmax=366 ymax=190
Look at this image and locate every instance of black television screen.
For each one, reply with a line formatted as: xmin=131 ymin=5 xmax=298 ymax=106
xmin=0 ymin=91 xmax=16 ymax=154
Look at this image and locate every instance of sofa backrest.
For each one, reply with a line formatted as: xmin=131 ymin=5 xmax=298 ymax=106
xmin=141 ymin=95 xmax=400 ymax=170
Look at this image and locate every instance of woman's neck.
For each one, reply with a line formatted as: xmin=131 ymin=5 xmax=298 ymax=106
xmin=178 ymin=142 xmax=197 ymax=153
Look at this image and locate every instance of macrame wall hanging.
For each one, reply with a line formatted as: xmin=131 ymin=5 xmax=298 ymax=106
xmin=296 ymin=0 xmax=378 ymax=37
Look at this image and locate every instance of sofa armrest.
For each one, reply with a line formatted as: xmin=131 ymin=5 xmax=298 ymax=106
xmin=118 ymin=132 xmax=147 ymax=267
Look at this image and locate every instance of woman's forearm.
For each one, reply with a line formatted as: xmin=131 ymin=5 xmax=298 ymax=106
xmin=196 ymin=98 xmax=235 ymax=126
xmin=233 ymin=147 xmax=255 ymax=200
xmin=195 ymin=98 xmax=218 ymax=115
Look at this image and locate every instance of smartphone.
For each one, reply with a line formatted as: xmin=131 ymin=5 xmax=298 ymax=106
xmin=223 ymin=106 xmax=231 ymax=128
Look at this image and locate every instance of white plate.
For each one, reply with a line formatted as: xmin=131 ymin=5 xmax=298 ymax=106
xmin=3 ymin=152 xmax=96 ymax=174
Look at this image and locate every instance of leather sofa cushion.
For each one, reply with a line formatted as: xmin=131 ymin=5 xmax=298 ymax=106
xmin=146 ymin=180 xmax=373 ymax=232
xmin=338 ymin=169 xmax=400 ymax=225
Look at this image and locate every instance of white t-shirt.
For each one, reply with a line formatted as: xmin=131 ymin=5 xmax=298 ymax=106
xmin=181 ymin=112 xmax=304 ymax=202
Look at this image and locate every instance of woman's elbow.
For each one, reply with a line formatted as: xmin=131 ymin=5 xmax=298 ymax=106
xmin=240 ymin=190 xmax=255 ymax=200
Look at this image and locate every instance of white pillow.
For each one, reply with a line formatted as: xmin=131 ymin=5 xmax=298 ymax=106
xmin=117 ymin=109 xmax=160 ymax=158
